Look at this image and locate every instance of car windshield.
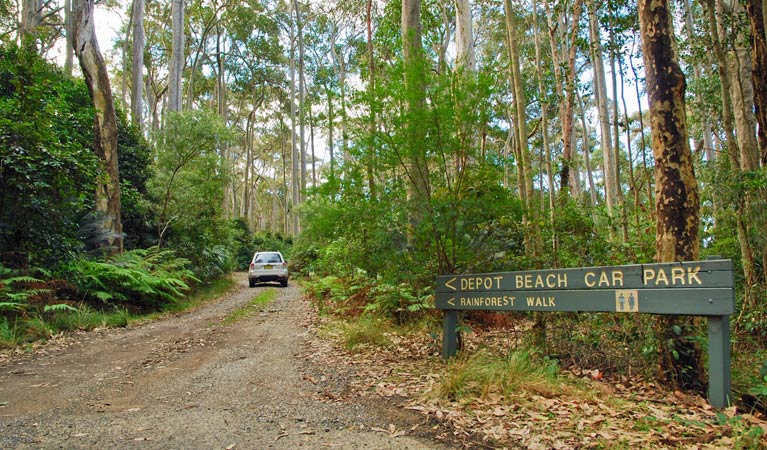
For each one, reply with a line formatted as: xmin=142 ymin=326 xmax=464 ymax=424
xmin=255 ymin=253 xmax=281 ymax=264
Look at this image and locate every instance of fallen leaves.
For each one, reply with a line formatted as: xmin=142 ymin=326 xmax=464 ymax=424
xmin=303 ymin=308 xmax=767 ymax=449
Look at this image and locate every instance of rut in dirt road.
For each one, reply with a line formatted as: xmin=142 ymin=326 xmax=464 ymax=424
xmin=0 ymin=274 xmax=450 ymax=449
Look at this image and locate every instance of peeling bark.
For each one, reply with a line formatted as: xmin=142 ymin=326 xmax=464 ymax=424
xmin=74 ymin=0 xmax=124 ymax=255
xmin=638 ymin=0 xmax=699 ymax=262
xmin=639 ymin=0 xmax=702 ymax=389
xmin=746 ymin=0 xmax=767 ymax=166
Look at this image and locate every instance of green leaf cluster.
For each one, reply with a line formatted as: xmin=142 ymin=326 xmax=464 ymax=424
xmin=148 ymin=110 xmax=239 ymax=280
xmin=0 ymin=43 xmax=155 ymax=267
xmin=64 ymin=247 xmax=198 ymax=309
xmin=0 ymin=43 xmax=99 ymax=264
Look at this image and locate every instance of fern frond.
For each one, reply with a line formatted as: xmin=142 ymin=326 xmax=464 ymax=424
xmin=43 ymin=303 xmax=79 ymax=312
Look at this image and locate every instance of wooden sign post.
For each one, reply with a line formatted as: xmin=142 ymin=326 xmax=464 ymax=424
xmin=435 ymin=259 xmax=734 ymax=408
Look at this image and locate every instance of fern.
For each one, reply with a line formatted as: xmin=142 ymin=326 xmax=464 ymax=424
xmin=66 ymin=247 xmax=198 ymax=308
xmin=43 ymin=304 xmax=78 ymax=313
xmin=0 ymin=301 xmax=25 ymax=311
xmin=0 ymin=272 xmax=46 ymax=313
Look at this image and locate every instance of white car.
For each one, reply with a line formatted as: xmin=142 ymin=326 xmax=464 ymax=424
xmin=248 ymin=251 xmax=289 ymax=287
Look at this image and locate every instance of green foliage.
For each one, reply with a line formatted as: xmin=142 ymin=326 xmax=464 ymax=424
xmin=238 ymin=230 xmax=293 ymax=270
xmin=0 ymin=43 xmax=155 ymax=267
xmin=714 ymin=411 xmax=765 ymax=449
xmin=364 ymin=282 xmax=433 ymax=324
xmin=148 ymin=110 xmax=238 ymax=282
xmin=64 ymin=247 xmax=198 ymax=309
xmin=47 ymin=305 xmax=132 ymax=331
xmin=0 ymin=316 xmax=20 ymax=347
xmin=0 ymin=268 xmax=52 ymax=315
xmin=116 ymin=109 xmax=155 ymax=250
xmin=0 ymin=43 xmax=99 ymax=265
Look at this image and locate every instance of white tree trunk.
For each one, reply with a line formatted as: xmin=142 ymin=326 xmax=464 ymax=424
xmin=168 ymin=0 xmax=184 ymax=113
xmin=587 ymin=0 xmax=617 ymax=215
xmin=454 ymin=0 xmax=474 ymax=71
xmin=74 ymin=0 xmax=124 ymax=254
xmin=294 ymin=0 xmax=307 ymax=203
xmin=131 ymin=0 xmax=145 ymax=128
xmin=64 ymin=0 xmax=74 ymax=76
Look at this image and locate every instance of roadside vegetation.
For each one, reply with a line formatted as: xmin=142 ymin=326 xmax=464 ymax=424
xmin=302 ymin=273 xmax=767 ymax=448
xmin=0 ymin=48 xmax=292 ymax=349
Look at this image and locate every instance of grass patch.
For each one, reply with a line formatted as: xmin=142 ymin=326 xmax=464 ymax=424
xmin=48 ymin=306 xmax=132 ymax=331
xmin=434 ymin=348 xmax=565 ymax=402
xmin=0 ymin=275 xmax=238 ymax=349
xmin=0 ymin=306 xmax=135 ymax=349
xmin=319 ymin=316 xmax=392 ymax=352
xmin=222 ymin=289 xmax=277 ymax=325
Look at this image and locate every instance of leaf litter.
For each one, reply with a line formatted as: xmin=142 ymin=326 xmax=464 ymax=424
xmin=304 ymin=310 xmax=767 ymax=449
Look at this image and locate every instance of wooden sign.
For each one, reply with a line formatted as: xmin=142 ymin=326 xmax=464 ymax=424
xmin=435 ymin=259 xmax=734 ymax=408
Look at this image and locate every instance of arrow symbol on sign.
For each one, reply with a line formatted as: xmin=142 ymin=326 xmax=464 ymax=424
xmin=447 ymin=297 xmax=455 ymax=306
xmin=445 ymin=277 xmax=457 ymax=291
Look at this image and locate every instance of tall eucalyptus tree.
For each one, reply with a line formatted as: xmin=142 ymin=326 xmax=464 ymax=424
xmin=131 ymin=0 xmax=145 ymax=128
xmin=74 ymin=0 xmax=124 ymax=254
xmin=638 ymin=0 xmax=702 ymax=386
xmin=402 ymin=0 xmax=429 ymax=250
xmin=168 ymin=0 xmax=184 ymax=112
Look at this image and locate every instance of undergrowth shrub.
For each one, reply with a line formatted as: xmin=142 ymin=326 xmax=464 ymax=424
xmin=303 ymin=271 xmax=433 ymax=324
xmin=366 ymin=282 xmax=433 ymax=324
xmin=0 ymin=265 xmax=77 ymax=316
xmin=64 ymin=247 xmax=198 ymax=310
xmin=543 ymin=312 xmax=657 ymax=377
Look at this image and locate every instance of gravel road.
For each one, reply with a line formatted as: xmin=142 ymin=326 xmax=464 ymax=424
xmin=0 ymin=274 xmax=449 ymax=449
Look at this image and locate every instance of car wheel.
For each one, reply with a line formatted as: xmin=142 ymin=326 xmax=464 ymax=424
xmin=281 ymin=279 xmax=288 ymax=288
xmin=249 ymin=279 xmax=256 ymax=288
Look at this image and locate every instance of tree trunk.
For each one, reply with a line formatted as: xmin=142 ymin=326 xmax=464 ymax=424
xmin=131 ymin=0 xmax=145 ymax=129
xmin=638 ymin=0 xmax=702 ymax=389
xmin=244 ymin=108 xmax=255 ymax=225
xmin=455 ymin=0 xmax=475 ymax=71
xmin=532 ymin=0 xmax=558 ymax=260
xmin=20 ymin=0 xmax=41 ymax=49
xmin=608 ymin=22 xmax=628 ymax=243
xmin=587 ymin=0 xmax=617 ymax=218
xmin=555 ymin=0 xmax=582 ymax=197
xmin=168 ymin=0 xmax=184 ymax=113
xmin=293 ymin=0 xmax=306 ymax=205
xmin=64 ymin=0 xmax=73 ymax=76
xmin=402 ymin=0 xmax=429 ymax=250
xmin=366 ymin=0 xmax=377 ymax=197
xmin=504 ymin=0 xmax=537 ymax=258
xmin=73 ymin=0 xmax=124 ymax=255
xmin=326 ymin=85 xmax=335 ymax=179
xmin=289 ymin=25 xmax=299 ymax=236
xmin=705 ymin=0 xmax=759 ymax=313
xmin=576 ymin=93 xmax=598 ymax=209
xmin=747 ymin=0 xmax=767 ymax=165
xmin=719 ymin=1 xmax=760 ymax=172
xmin=628 ymin=41 xmax=653 ymax=216
xmin=681 ymin=0 xmax=715 ymax=161
xmin=744 ymin=0 xmax=767 ymax=309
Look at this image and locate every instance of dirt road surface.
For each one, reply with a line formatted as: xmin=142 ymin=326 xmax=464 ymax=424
xmin=0 ymin=275 xmax=449 ymax=449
